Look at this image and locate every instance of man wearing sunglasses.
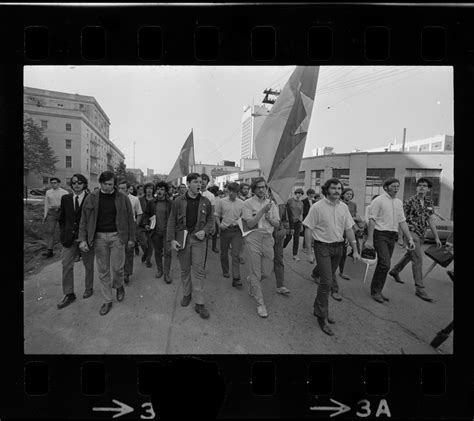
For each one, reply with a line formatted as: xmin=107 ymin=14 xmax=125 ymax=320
xmin=57 ymin=174 xmax=95 ymax=309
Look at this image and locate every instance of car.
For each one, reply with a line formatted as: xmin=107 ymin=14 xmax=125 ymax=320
xmin=29 ymin=187 xmax=48 ymax=196
xmin=425 ymin=212 xmax=453 ymax=243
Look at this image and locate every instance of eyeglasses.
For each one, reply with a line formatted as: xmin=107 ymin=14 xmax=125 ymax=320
xmin=71 ymin=181 xmax=84 ymax=185
xmin=256 ymin=185 xmax=267 ymax=189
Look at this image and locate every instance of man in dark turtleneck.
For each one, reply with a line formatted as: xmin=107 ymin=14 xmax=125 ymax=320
xmin=79 ymin=171 xmax=136 ymax=316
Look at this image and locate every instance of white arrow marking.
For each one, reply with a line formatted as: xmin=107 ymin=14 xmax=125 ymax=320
xmin=310 ymin=398 xmax=351 ymax=417
xmin=93 ymin=399 xmax=134 ymax=418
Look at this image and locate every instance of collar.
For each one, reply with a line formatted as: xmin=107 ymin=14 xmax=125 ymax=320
xmin=186 ymin=191 xmax=201 ymax=200
xmin=323 ymin=197 xmax=339 ymax=207
xmin=383 ymin=192 xmax=396 ymax=200
xmin=73 ymin=191 xmax=85 ymax=198
xmin=100 ymin=188 xmax=115 ymax=195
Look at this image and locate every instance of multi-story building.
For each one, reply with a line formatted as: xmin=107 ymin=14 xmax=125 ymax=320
xmin=240 ymin=104 xmax=269 ymax=160
xmin=24 ymin=86 xmax=125 ymax=189
xmin=367 ymin=134 xmax=454 ymax=153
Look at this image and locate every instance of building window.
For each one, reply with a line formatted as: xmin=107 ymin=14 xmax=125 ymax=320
xmin=310 ymin=170 xmax=323 ymax=194
xmin=79 ymin=103 xmax=85 ymax=109
xmin=365 ymin=168 xmax=396 ymax=206
xmin=65 ymin=139 xmax=72 ymax=149
xmin=66 ymin=156 xmax=72 ymax=168
xmin=431 ymin=141 xmax=442 ymax=151
xmin=66 ymin=123 xmax=71 ymax=131
xmin=332 ymin=168 xmax=350 ymax=186
xmin=419 ymin=143 xmax=429 ymax=152
xmin=41 ymin=120 xmax=48 ymax=129
xmin=42 ymin=176 xmax=49 ymax=185
xmin=403 ymin=169 xmax=442 ymax=208
xmin=57 ymin=103 xmax=63 ymax=107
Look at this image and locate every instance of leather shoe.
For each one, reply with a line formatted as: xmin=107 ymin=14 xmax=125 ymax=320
xmin=339 ymin=272 xmax=350 ymax=280
xmin=232 ymin=278 xmax=243 ymax=288
xmin=134 ymin=244 xmax=140 ymax=256
xmin=43 ymin=250 xmax=54 ymax=258
xmin=164 ymin=274 xmax=172 ymax=284
xmin=57 ymin=294 xmax=76 ymax=309
xmin=416 ymin=290 xmax=434 ymax=302
xmin=141 ymin=252 xmax=147 ymax=263
xmin=371 ymin=293 xmax=385 ymax=303
xmin=389 ymin=270 xmax=404 ymax=283
xmin=124 ymin=275 xmax=130 ymax=285
xmin=195 ymin=304 xmax=210 ymax=319
xmin=317 ymin=317 xmax=334 ymax=336
xmin=146 ymin=261 xmax=152 ymax=268
xmin=223 ymin=273 xmax=230 ymax=278
xmin=100 ymin=302 xmax=112 ymax=316
xmin=380 ymin=292 xmax=390 ymax=302
xmin=212 ymin=247 xmax=219 ymax=253
xmin=181 ymin=294 xmax=192 ymax=307
xmin=327 ymin=316 xmax=336 ymax=324
xmin=82 ymin=289 xmax=93 ymax=299
xmin=116 ymin=286 xmax=125 ymax=302
xmin=155 ymin=269 xmax=163 ymax=279
xmin=331 ymin=292 xmax=343 ymax=301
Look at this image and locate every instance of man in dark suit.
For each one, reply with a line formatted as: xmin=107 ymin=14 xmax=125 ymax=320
xmin=57 ymin=174 xmax=95 ymax=309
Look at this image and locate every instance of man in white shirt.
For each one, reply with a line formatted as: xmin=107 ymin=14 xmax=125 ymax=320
xmin=242 ymin=177 xmax=280 ymax=318
xmin=215 ymin=182 xmax=245 ymax=287
xmin=365 ymin=178 xmax=415 ymax=303
xmin=57 ymin=174 xmax=95 ymax=309
xmin=43 ymin=177 xmax=68 ymax=258
xmin=303 ymin=178 xmax=360 ymax=336
xmin=118 ymin=180 xmax=143 ymax=284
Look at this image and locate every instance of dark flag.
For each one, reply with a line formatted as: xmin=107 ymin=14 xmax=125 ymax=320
xmin=167 ymin=130 xmax=195 ymax=182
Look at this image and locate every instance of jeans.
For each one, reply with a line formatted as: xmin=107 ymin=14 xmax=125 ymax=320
xmin=177 ymin=235 xmax=207 ymax=305
xmin=124 ymin=243 xmax=134 ymax=277
xmin=151 ymin=231 xmax=171 ymax=275
xmin=212 ymin=220 xmax=219 ymax=249
xmin=312 ymin=241 xmax=344 ymax=319
xmin=312 ymin=241 xmax=339 ymax=293
xmin=370 ymin=230 xmax=398 ymax=295
xmin=61 ymin=241 xmax=94 ymax=295
xmin=245 ymin=231 xmax=274 ymax=306
xmin=94 ymin=232 xmax=125 ymax=303
xmin=283 ymin=220 xmax=302 ymax=256
xmin=273 ymin=229 xmax=286 ymax=288
xmin=390 ymin=231 xmax=425 ymax=291
xmin=44 ymin=208 xmax=60 ymax=250
xmin=219 ymin=226 xmax=242 ymax=279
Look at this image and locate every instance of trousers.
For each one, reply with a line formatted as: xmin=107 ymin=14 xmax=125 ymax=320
xmin=219 ymin=226 xmax=242 ymax=279
xmin=151 ymin=231 xmax=171 ymax=275
xmin=61 ymin=241 xmax=94 ymax=295
xmin=44 ymin=208 xmax=60 ymax=250
xmin=370 ymin=230 xmax=397 ymax=295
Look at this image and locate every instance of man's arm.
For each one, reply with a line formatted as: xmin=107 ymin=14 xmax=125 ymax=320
xmin=244 ymin=202 xmax=269 ymax=229
xmin=78 ymin=195 xmax=90 ymax=243
xmin=58 ymin=195 xmax=66 ymax=229
xmin=203 ymin=200 xmax=215 ymax=235
xmin=124 ymin=196 xmax=135 ymax=243
xmin=166 ymin=201 xmax=177 ymax=243
xmin=44 ymin=191 xmax=49 ymax=220
xmin=265 ymin=203 xmax=280 ymax=228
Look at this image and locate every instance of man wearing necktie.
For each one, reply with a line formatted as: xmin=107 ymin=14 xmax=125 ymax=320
xmin=57 ymin=174 xmax=95 ymax=309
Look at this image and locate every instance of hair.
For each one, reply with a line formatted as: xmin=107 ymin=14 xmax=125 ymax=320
xmin=208 ymin=185 xmax=219 ymax=195
xmin=294 ymin=188 xmax=304 ymax=195
xmin=416 ymin=177 xmax=433 ymax=188
xmin=69 ymin=173 xmax=88 ymax=188
xmin=117 ymin=179 xmax=131 ymax=189
xmin=50 ymin=177 xmax=61 ymax=183
xmin=341 ymin=187 xmax=355 ymax=199
xmin=306 ymin=188 xmax=315 ymax=195
xmin=314 ymin=193 xmax=322 ymax=200
xmin=179 ymin=183 xmax=187 ymax=189
xmin=371 ymin=194 xmax=379 ymax=201
xmin=155 ymin=181 xmax=169 ymax=192
xmin=186 ymin=172 xmax=201 ymax=183
xmin=321 ymin=178 xmax=343 ymax=196
xmin=240 ymin=182 xmax=249 ymax=189
xmin=250 ymin=177 xmax=267 ymax=193
xmin=227 ymin=182 xmax=241 ymax=193
xmin=200 ymin=173 xmax=210 ymax=183
xmin=99 ymin=171 xmax=115 ymax=184
xmin=382 ymin=177 xmax=400 ymax=190
xmin=144 ymin=182 xmax=156 ymax=193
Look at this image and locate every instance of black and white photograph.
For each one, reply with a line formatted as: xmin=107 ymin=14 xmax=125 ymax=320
xmin=23 ymin=65 xmax=454 ymax=354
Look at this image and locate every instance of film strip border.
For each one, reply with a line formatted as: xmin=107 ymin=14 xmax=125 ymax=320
xmin=16 ymin=356 xmax=471 ymax=418
xmin=0 ymin=4 xmax=471 ymax=64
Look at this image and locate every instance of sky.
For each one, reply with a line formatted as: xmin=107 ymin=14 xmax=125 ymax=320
xmin=24 ymin=65 xmax=453 ymax=174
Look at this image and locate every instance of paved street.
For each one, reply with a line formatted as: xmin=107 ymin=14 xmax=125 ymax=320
xmin=24 ymin=242 xmax=453 ymax=354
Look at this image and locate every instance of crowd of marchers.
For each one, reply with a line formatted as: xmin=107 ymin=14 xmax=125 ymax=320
xmin=39 ymin=171 xmax=445 ymax=336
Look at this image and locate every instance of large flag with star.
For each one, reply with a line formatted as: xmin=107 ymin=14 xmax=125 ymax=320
xmin=255 ymin=66 xmax=320 ymax=204
xmin=166 ymin=130 xmax=195 ymax=183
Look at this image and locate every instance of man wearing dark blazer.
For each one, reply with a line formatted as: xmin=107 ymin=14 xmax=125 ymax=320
xmin=57 ymin=174 xmax=95 ymax=309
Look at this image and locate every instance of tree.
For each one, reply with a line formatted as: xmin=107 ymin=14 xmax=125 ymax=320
xmin=115 ymin=161 xmax=127 ymax=179
xmin=23 ymin=117 xmax=58 ymax=176
xmin=125 ymin=171 xmax=138 ymax=185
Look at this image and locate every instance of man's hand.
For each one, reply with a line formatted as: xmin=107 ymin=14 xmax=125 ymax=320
xmin=407 ymin=238 xmax=415 ymax=250
xmin=435 ymin=238 xmax=442 ymax=248
xmin=195 ymin=230 xmax=205 ymax=241
xmin=290 ymin=229 xmax=294 ymax=236
xmin=219 ymin=223 xmax=227 ymax=231
xmin=263 ymin=203 xmax=272 ymax=213
xmin=79 ymin=241 xmax=89 ymax=253
xmin=352 ymin=251 xmax=361 ymax=261
xmin=365 ymin=239 xmax=374 ymax=249
xmin=397 ymin=237 xmax=405 ymax=247
xmin=145 ymin=224 xmax=151 ymax=231
xmin=127 ymin=240 xmax=135 ymax=249
xmin=171 ymin=240 xmax=181 ymax=251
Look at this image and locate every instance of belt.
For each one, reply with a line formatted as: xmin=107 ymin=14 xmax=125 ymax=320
xmin=315 ymin=240 xmax=344 ymax=246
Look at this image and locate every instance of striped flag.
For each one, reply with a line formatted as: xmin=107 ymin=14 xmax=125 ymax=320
xmin=166 ymin=130 xmax=195 ymax=182
xmin=255 ymin=67 xmax=320 ymax=204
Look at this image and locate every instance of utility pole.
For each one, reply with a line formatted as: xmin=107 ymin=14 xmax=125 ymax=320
xmin=401 ymin=128 xmax=407 ymax=152
xmin=133 ymin=141 xmax=136 ymax=168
